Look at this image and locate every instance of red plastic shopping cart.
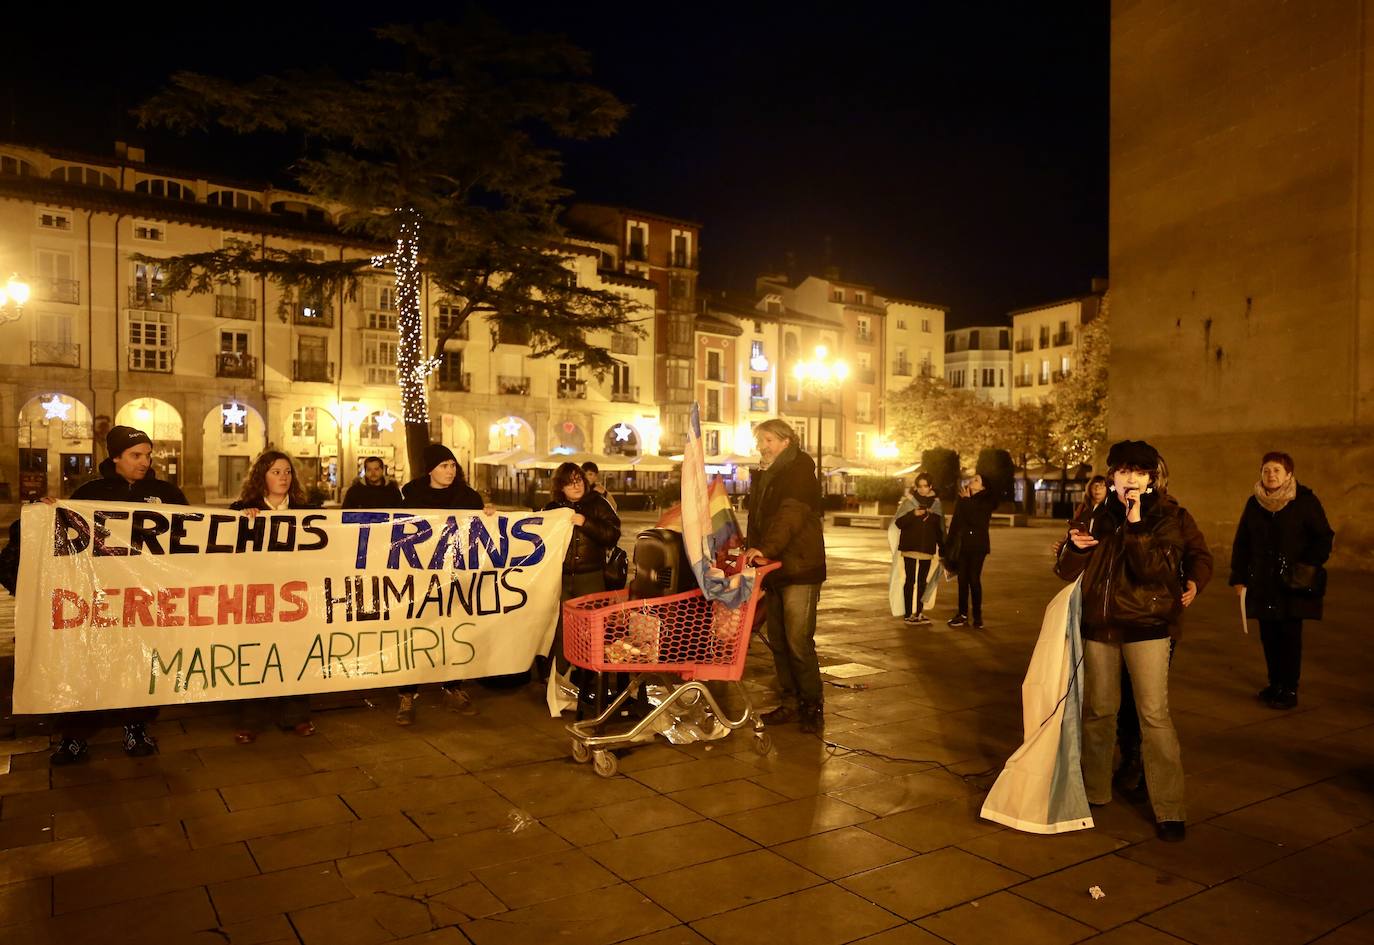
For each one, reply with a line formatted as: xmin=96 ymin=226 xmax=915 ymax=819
xmin=562 ymin=561 xmax=781 ymax=777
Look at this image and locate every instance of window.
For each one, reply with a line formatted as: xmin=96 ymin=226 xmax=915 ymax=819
xmin=706 ymin=350 xmax=722 ymax=381
xmin=750 ymin=376 xmax=764 ymax=397
xmin=290 ymin=407 xmax=317 ymax=439
xmin=831 ymin=289 xmax=843 ymax=302
xmin=669 ymin=362 xmax=691 ymax=390
xmin=785 ymin=377 xmax=800 ymax=402
xmin=2 ymin=154 xmax=36 ymax=176
xmin=559 ymin=363 xmax=580 ymax=383
xmin=135 ymin=178 xmax=194 ymax=201
xmin=1039 ymin=326 xmax=1050 ymax=348
xmin=669 ymin=276 xmax=688 ymax=299
xmin=627 ymin=222 xmax=647 ymax=261
xmin=133 ymin=221 xmax=165 ymax=242
xmin=35 ymin=249 xmax=76 ymax=302
xmin=857 ymin=392 xmax=872 ymax=423
xmin=784 ymin=333 xmax=799 ymax=358
xmin=364 ymin=334 xmax=398 ymax=385
xmin=705 ymin=429 xmax=720 ymax=455
xmin=896 ymin=319 xmax=906 ymax=330
xmin=128 ymin=311 xmax=175 ymax=372
xmin=612 ymin=363 xmax=631 ymax=395
xmin=766 ymin=300 xmax=781 ymax=314
xmin=982 ymin=368 xmax=997 ymax=388
xmin=1061 ymin=355 xmax=1071 ymax=374
xmin=672 ymin=233 xmax=690 ymax=267
xmin=365 ymin=311 xmax=398 ymax=331
xmin=921 ymin=318 xmax=931 ymax=333
xmin=706 ymin=388 xmax=721 ymax=422
xmin=857 ymin=317 xmax=871 ymax=341
xmin=751 ymin=340 xmax=765 ymax=360
xmin=856 ymin=431 xmax=868 ymax=457
xmin=220 ymin=329 xmax=250 ymax=355
xmin=206 ymin=190 xmax=263 ymax=212
xmin=437 ymin=351 xmax=467 ymax=390
xmin=132 ymin=261 xmax=166 ymax=304
xmin=38 ymin=208 xmax=72 ymax=231
xmin=754 ymin=318 xmax=765 ymax=332
xmin=856 ymin=293 xmax=865 ymax=305
xmin=51 ymin=165 xmax=117 ymax=188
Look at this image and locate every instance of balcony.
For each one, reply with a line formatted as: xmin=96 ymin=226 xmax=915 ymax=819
xmin=293 ymin=359 xmax=334 ymax=383
xmin=1053 ymin=331 xmax=1074 ymax=347
xmin=128 ymin=349 xmax=174 ymax=373
xmin=611 ymin=386 xmax=639 ymax=403
xmin=856 ymin=413 xmax=873 ymax=424
xmin=855 ymin=330 xmax=873 ymax=344
xmin=39 ymin=278 xmax=79 ymax=304
xmin=1014 ymin=339 xmax=1034 ymax=353
xmin=668 ymin=251 xmax=699 ymax=269
xmin=893 ymin=361 xmax=912 ymax=377
xmin=498 ymin=374 xmax=530 ymax=396
xmin=919 ymin=363 xmax=936 ymax=378
xmin=365 ymin=366 xmax=397 ymax=386
xmin=435 ymin=318 xmax=470 ymax=341
xmin=294 ymin=305 xmax=334 ymax=329
xmin=627 ymin=245 xmax=648 ymax=263
xmin=1037 ymin=374 xmax=1050 ymax=386
xmin=750 ymin=395 xmax=770 ymax=412
xmin=858 ymin=368 xmax=876 ymax=385
xmin=705 ymin=408 xmax=721 ymax=423
xmin=1038 ymin=336 xmax=1050 ymax=350
xmin=128 ymin=286 xmax=173 ymax=311
xmin=611 ymin=332 xmax=639 ymax=355
xmin=705 ymin=369 xmax=725 ymax=383
xmin=496 ymin=324 xmax=532 ymax=347
xmin=1052 ymin=369 xmax=1071 ymax=382
xmin=558 ymin=378 xmax=588 ymax=399
xmin=1014 ymin=375 xmax=1033 ymax=388
xmin=30 ymin=341 xmax=80 ymax=367
xmin=437 ymin=371 xmax=472 ymax=392
xmin=216 ymin=352 xmax=257 ymax=379
xmin=215 ymin=295 xmax=257 ymax=320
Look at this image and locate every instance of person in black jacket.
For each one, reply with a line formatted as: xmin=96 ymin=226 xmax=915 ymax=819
xmin=230 ymin=450 xmax=318 ymax=743
xmin=395 ymin=443 xmax=488 ymax=724
xmin=945 ymin=475 xmax=996 ymax=628
xmin=542 ymin=462 xmax=621 ymax=708
xmin=892 ymin=474 xmax=944 ymax=625
xmin=47 ymin=425 xmax=188 ymax=765
xmin=341 ymin=456 xmax=404 ymax=509
xmin=743 ymin=419 xmax=827 ymax=734
xmin=1055 ymin=439 xmax=1188 ymax=842
xmin=1229 ymin=451 xmax=1335 ymax=710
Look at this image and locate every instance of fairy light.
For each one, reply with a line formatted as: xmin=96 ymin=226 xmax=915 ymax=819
xmin=390 ymin=209 xmax=434 ymax=425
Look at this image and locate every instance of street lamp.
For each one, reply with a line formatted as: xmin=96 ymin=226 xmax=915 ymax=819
xmin=792 ymin=345 xmax=849 ymax=473
xmin=0 ymin=273 xmax=32 ymax=324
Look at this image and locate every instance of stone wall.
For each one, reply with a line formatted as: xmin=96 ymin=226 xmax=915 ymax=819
xmin=1110 ymin=0 xmax=1374 ymax=570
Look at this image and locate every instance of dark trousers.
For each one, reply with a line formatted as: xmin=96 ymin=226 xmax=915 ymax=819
xmin=58 ymin=707 xmax=158 ymax=741
xmin=956 ymin=550 xmax=987 ymax=620
xmin=1118 ymin=637 xmax=1177 ymax=757
xmin=1259 ymin=618 xmax=1304 ymax=690
xmin=902 ymin=557 xmax=933 ymax=616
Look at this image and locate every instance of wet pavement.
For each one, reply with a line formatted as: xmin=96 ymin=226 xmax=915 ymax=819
xmin=1 ymin=513 xmax=1372 ymax=944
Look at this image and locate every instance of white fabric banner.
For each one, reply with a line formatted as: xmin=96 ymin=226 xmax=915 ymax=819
xmin=14 ymin=501 xmax=573 ymax=714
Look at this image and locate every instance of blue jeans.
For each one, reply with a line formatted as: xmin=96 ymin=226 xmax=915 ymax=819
xmin=764 ymin=583 xmax=822 ymax=709
xmin=1083 ymin=637 xmax=1186 ymax=823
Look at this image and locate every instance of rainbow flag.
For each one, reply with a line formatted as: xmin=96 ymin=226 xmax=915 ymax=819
xmin=679 ymin=404 xmax=751 ymax=606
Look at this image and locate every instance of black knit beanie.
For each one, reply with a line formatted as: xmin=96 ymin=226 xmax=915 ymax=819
xmin=423 ymin=443 xmax=458 ymax=474
xmin=1106 ymin=439 xmax=1159 ymax=472
xmin=107 ymin=425 xmax=153 ymax=459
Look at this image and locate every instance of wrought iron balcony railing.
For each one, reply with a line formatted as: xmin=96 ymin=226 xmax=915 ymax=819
xmin=437 ymin=371 xmax=472 ymax=392
xmin=216 ymin=352 xmax=257 ymax=379
xmin=498 ymin=374 xmax=530 ymax=396
xmin=128 ymin=286 xmax=173 ymax=311
xmin=611 ymin=385 xmax=639 ymax=403
xmin=215 ymin=295 xmax=257 ymax=320
xmin=293 ymin=359 xmax=335 ymax=383
xmin=40 ymin=278 xmax=79 ymax=304
xmin=558 ymin=378 xmax=587 ymax=399
xmin=30 ymin=341 xmax=80 ymax=367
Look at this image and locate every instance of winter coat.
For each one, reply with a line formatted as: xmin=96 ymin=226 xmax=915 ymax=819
xmin=894 ymin=494 xmax=944 ymax=555
xmin=71 ymin=458 xmax=188 ymax=506
xmin=341 ymin=480 xmax=404 ymax=509
xmin=1055 ymin=491 xmax=1187 ymax=643
xmin=947 ymin=489 xmax=996 ymax=558
xmin=1228 ymin=485 xmax=1334 ymax=621
xmin=542 ymin=493 xmax=621 ymax=575
xmin=746 ymin=445 xmax=826 ymax=587
xmin=400 ymin=476 xmax=484 ymax=512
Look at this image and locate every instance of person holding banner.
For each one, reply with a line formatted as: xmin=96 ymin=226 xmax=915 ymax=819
xmin=230 ymin=451 xmax=319 ymax=743
xmin=891 ymin=474 xmax=944 ymax=625
xmin=1055 ymin=439 xmax=1189 ymax=842
xmin=394 ymin=443 xmax=490 ymax=724
xmin=48 ymin=424 xmax=188 ymax=764
xmin=743 ymin=419 xmax=827 ymax=735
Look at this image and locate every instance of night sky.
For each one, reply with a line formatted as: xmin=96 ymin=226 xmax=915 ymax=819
xmin=5 ymin=3 xmax=1107 ymax=328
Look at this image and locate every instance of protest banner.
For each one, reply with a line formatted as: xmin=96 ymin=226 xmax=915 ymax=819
xmin=13 ymin=501 xmax=573 ymax=714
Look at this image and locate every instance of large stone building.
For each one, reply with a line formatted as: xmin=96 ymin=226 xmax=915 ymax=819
xmin=0 ymin=143 xmax=659 ymax=504
xmin=944 ymin=326 xmax=1011 ymax=405
xmin=1111 ymin=2 xmax=1373 ymax=569
xmin=1009 ymin=284 xmax=1105 ymax=405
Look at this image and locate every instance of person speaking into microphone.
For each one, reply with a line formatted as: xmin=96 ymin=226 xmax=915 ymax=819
xmin=1055 ymin=440 xmax=1190 ymax=842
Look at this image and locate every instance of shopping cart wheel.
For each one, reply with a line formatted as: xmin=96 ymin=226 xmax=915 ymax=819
xmin=570 ymin=739 xmax=590 ymax=764
xmin=592 ymin=749 xmax=619 ymax=778
xmin=752 ymin=732 xmax=773 ymax=755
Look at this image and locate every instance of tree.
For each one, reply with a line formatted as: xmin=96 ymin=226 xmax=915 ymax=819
xmin=994 ymin=400 xmax=1055 ymax=514
xmin=1046 ymin=295 xmax=1110 ymax=503
xmin=135 ymin=17 xmax=640 ymax=476
xmin=887 ymin=374 xmax=999 ymax=466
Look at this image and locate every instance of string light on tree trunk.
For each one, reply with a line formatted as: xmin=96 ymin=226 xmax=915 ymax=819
xmin=387 ymin=209 xmax=434 ymax=425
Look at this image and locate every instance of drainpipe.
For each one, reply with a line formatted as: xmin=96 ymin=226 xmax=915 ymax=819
xmin=85 ymin=209 xmax=96 ymax=431
xmin=112 ymin=211 xmax=126 ymax=430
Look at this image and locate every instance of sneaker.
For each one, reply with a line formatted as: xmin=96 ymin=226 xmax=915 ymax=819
xmin=947 ymin=614 xmax=968 ymax=627
xmin=761 ymin=705 xmax=798 ymax=725
xmin=1266 ymin=689 xmax=1298 ymax=710
xmin=122 ymin=723 xmax=158 ymax=758
xmin=798 ymin=705 xmax=824 ymax=735
xmin=290 ymin=721 xmax=316 ymax=737
xmin=396 ymin=693 xmax=417 ymax=726
xmin=50 ymin=737 xmax=89 ymax=766
xmin=972 ymin=618 xmax=985 ymax=629
xmin=913 ymin=614 xmax=932 ymax=625
xmin=443 ymin=686 xmax=479 ymax=716
xmin=1156 ymin=820 xmax=1186 ymax=842
xmin=902 ymin=614 xmax=921 ymax=624
xmin=1257 ymin=684 xmax=1279 ymax=702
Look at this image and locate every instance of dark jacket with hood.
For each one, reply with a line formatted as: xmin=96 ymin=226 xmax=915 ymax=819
xmin=1229 ymin=484 xmax=1334 ymax=621
xmin=947 ymin=488 xmax=997 ymax=557
xmin=342 ymin=479 xmax=404 ymax=509
xmin=894 ymin=493 xmax=944 ymax=555
xmin=400 ymin=476 xmax=484 ymax=511
xmin=1055 ymin=490 xmax=1187 ymax=643
xmin=71 ymin=458 xmax=188 ymax=505
xmin=541 ymin=492 xmax=621 ymax=575
xmin=746 ymin=445 xmax=826 ymax=587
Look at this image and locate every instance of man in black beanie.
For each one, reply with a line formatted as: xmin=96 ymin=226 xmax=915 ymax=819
xmin=46 ymin=423 xmax=188 ymax=764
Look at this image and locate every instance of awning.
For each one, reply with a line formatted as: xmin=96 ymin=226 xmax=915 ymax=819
xmin=473 ymin=448 xmax=539 ymax=467
xmin=517 ymin=451 xmax=639 ymax=472
xmin=630 ymin=454 xmax=679 ymax=472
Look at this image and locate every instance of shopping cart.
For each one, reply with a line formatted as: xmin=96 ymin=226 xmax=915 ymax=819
xmin=562 ymin=561 xmax=781 ymax=777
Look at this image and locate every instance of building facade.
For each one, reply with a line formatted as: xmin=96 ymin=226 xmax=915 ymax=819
xmin=0 ymin=143 xmax=659 ymax=504
xmin=944 ymin=326 xmax=1012 ymax=405
xmin=1009 ymin=286 xmax=1104 ymax=405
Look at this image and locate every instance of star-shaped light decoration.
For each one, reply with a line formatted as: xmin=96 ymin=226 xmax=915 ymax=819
xmin=221 ymin=401 xmax=247 ymax=428
xmin=41 ymin=396 xmax=72 ymax=421
xmin=613 ymin=423 xmax=633 ymax=442
xmin=501 ymin=418 xmax=522 ymax=439
xmin=374 ymin=410 xmax=397 ymax=433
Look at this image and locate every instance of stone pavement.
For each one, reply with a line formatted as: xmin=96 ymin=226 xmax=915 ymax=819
xmin=0 ymin=515 xmax=1372 ymax=945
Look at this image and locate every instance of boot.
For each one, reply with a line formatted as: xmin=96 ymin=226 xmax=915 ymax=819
xmin=395 ymin=693 xmax=417 ymax=726
xmin=798 ymin=703 xmax=825 ymax=735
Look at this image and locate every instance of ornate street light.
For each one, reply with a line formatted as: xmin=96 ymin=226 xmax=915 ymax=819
xmin=792 ymin=345 xmax=849 ymax=473
xmin=0 ymin=273 xmax=32 ymax=324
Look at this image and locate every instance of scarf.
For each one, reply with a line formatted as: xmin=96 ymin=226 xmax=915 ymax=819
xmin=1254 ymin=476 xmax=1297 ymax=513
